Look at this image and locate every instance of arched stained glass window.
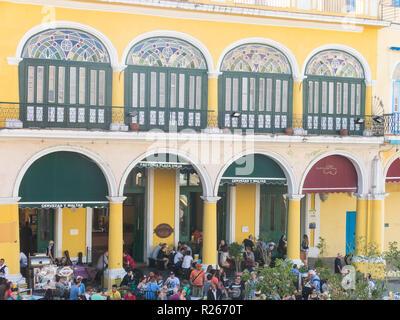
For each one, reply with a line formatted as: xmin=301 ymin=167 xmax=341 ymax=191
xmin=304 ymin=49 xmax=366 ymax=135
xmin=221 ymin=44 xmax=291 ymax=74
xmin=219 ymin=43 xmax=293 ymax=133
xmin=305 ymin=50 xmax=364 ymax=78
xmin=19 ymin=28 xmax=112 ymax=129
xmin=124 ymin=37 xmax=208 ymax=131
xmin=126 ymin=37 xmax=207 ymax=69
xmin=22 ymin=28 xmax=110 ymax=63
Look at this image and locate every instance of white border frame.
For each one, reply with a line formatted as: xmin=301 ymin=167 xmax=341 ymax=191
xmin=121 ymin=30 xmax=215 ymax=73
xmin=9 ymin=21 xmax=121 ymax=71
xmin=298 ymin=150 xmax=368 ymax=195
xmin=13 ymin=145 xmax=118 ymax=198
xmin=118 ymin=148 xmax=213 ymax=198
xmin=213 ymin=149 xmax=298 ymax=197
xmin=216 ymin=37 xmax=301 ymax=81
xmin=301 ymin=44 xmax=373 ymax=86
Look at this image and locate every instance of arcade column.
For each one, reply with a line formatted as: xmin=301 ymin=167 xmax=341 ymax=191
xmin=354 ymin=194 xmax=368 ymax=255
xmin=0 ymin=197 xmax=22 ymax=282
xmin=105 ymin=196 xmax=126 ymax=288
xmin=369 ymin=193 xmax=387 ymax=255
xmin=201 ymin=196 xmax=220 ymax=268
xmin=286 ymin=194 xmax=304 ymax=264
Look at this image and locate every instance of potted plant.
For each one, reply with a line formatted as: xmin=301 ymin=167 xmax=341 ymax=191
xmin=228 ymin=242 xmax=244 ymax=275
xmin=285 ymin=127 xmax=294 ymax=135
xmin=130 ymin=122 xmax=139 ymax=132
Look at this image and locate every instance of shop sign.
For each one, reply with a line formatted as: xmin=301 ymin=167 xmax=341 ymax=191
xmin=222 ymin=178 xmax=286 ymax=184
xmin=41 ymin=203 xmax=84 ymax=209
xmin=154 ymin=223 xmax=174 ymax=238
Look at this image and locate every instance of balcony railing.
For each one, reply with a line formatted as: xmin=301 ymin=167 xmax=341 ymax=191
xmin=379 ymin=0 xmax=400 ymax=23
xmin=2 ymin=102 xmax=400 ymax=136
xmin=178 ymin=0 xmax=379 ymax=18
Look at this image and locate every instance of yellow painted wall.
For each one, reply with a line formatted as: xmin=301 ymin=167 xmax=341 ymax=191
xmin=319 ymin=193 xmax=356 ymax=257
xmin=235 ymin=184 xmax=256 ymax=244
xmin=62 ymin=208 xmax=86 ymax=258
xmin=153 ymin=169 xmax=176 ymax=249
xmin=384 ymin=183 xmax=400 ymax=251
xmin=0 ymin=204 xmax=20 ymax=275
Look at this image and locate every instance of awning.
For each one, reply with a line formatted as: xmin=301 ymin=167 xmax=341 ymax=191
xmin=221 ymin=154 xmax=287 ymax=184
xmin=19 ymin=151 xmax=109 ymax=206
xmin=302 ymin=155 xmax=358 ymax=193
xmin=137 ymin=153 xmax=193 ymax=170
xmin=386 ymin=158 xmax=400 ymax=183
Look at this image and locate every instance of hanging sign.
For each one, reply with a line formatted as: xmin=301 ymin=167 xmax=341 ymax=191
xmin=154 ymin=223 xmax=174 ymax=238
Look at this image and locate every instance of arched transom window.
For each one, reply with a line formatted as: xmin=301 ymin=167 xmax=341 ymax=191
xmin=304 ymin=50 xmax=365 ymax=135
xmin=125 ymin=37 xmax=208 ymax=131
xmin=20 ymin=28 xmax=112 ymax=129
xmin=219 ymin=43 xmax=293 ymax=133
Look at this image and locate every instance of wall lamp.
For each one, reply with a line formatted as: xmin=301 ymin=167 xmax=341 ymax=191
xmin=355 ymin=118 xmax=365 ymax=125
xmin=231 ymin=112 xmax=241 ymax=118
xmin=373 ymin=116 xmax=384 ymax=124
xmin=127 ymin=111 xmax=138 ymax=117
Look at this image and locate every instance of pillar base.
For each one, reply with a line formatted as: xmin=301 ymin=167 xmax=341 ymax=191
xmin=284 ymin=259 xmax=304 ymax=268
xmin=7 ymin=273 xmax=26 ymax=284
xmin=103 ymin=268 xmax=126 ymax=289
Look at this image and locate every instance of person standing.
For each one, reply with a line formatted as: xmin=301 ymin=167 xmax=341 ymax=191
xmin=20 ymin=222 xmax=33 ymax=256
xmin=190 ymin=264 xmax=205 ymax=298
xmin=96 ymin=251 xmax=108 ymax=281
xmin=123 ymin=252 xmax=135 ymax=270
xmin=334 ymin=253 xmax=343 ymax=274
xmin=46 ymin=241 xmax=55 ymax=263
xmin=0 ymin=259 xmax=9 ymax=284
xmin=301 ymin=235 xmax=309 ymax=266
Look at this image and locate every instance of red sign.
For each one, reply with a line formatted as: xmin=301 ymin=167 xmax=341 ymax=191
xmin=303 ymin=155 xmax=358 ymax=194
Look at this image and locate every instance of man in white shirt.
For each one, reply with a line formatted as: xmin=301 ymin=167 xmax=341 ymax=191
xmin=165 ymin=271 xmax=180 ymax=294
xmin=0 ymin=258 xmax=9 ymax=283
xmin=182 ymin=251 xmax=193 ymax=269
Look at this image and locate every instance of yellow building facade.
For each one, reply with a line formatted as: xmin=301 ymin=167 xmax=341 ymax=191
xmin=0 ymin=0 xmax=399 ymax=284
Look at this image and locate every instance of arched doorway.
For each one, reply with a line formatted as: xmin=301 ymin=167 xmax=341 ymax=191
xmin=120 ymin=152 xmax=213 ymax=264
xmin=301 ymin=155 xmax=359 ymax=257
xmin=18 ymin=151 xmax=109 ymax=262
xmin=217 ymin=153 xmax=291 ymax=245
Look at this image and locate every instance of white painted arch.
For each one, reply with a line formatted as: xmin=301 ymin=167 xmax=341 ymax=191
xmin=13 ymin=145 xmax=118 ymax=199
xmin=298 ymin=150 xmax=369 ymax=195
xmin=118 ymin=148 xmax=213 ymax=198
xmin=216 ymin=37 xmax=301 ymax=81
xmin=383 ymin=151 xmax=400 ymax=181
xmin=213 ymin=149 xmax=298 ymax=197
xmin=302 ymin=44 xmax=373 ymax=85
xmin=121 ymin=30 xmax=215 ymax=73
xmin=9 ymin=21 xmax=120 ymax=71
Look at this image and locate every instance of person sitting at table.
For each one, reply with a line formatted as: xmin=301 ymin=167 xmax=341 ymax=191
xmin=174 ymin=248 xmax=185 ymax=268
xmin=181 ymin=250 xmax=194 ymax=279
xmin=120 ymin=269 xmax=135 ymax=288
xmin=157 ymin=245 xmax=169 ymax=270
xmin=182 ymin=243 xmax=192 ymax=256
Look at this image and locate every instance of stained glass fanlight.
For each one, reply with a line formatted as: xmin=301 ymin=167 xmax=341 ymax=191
xmin=22 ymin=28 xmax=110 ymax=63
xmin=126 ymin=37 xmax=207 ymax=69
xmin=221 ymin=44 xmax=292 ymax=74
xmin=305 ymin=50 xmax=364 ymax=78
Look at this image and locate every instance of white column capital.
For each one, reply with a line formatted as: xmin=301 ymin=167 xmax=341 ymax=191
xmin=112 ymin=64 xmax=127 ymax=73
xmin=106 ymin=196 xmax=127 ymax=204
xmin=286 ymin=194 xmax=305 ymax=201
xmin=200 ymin=196 xmax=221 ymax=204
xmin=354 ymin=193 xmax=369 ymax=200
xmin=370 ymin=193 xmax=389 ymax=201
xmin=207 ymin=71 xmax=222 ymax=79
xmin=0 ymin=197 xmax=21 ymax=205
xmin=294 ymin=75 xmax=306 ymax=82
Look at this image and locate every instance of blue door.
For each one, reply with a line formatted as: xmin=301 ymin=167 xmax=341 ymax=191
xmin=346 ymin=211 xmax=357 ymax=255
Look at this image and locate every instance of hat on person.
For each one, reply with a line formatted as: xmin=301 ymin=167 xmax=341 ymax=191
xmin=170 ymin=271 xmax=175 ymax=275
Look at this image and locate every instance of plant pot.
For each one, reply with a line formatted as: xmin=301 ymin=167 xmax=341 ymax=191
xmin=340 ymin=128 xmax=348 ymax=136
xmin=285 ymin=127 xmax=293 ymax=135
xmin=130 ymin=123 xmax=139 ymax=132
